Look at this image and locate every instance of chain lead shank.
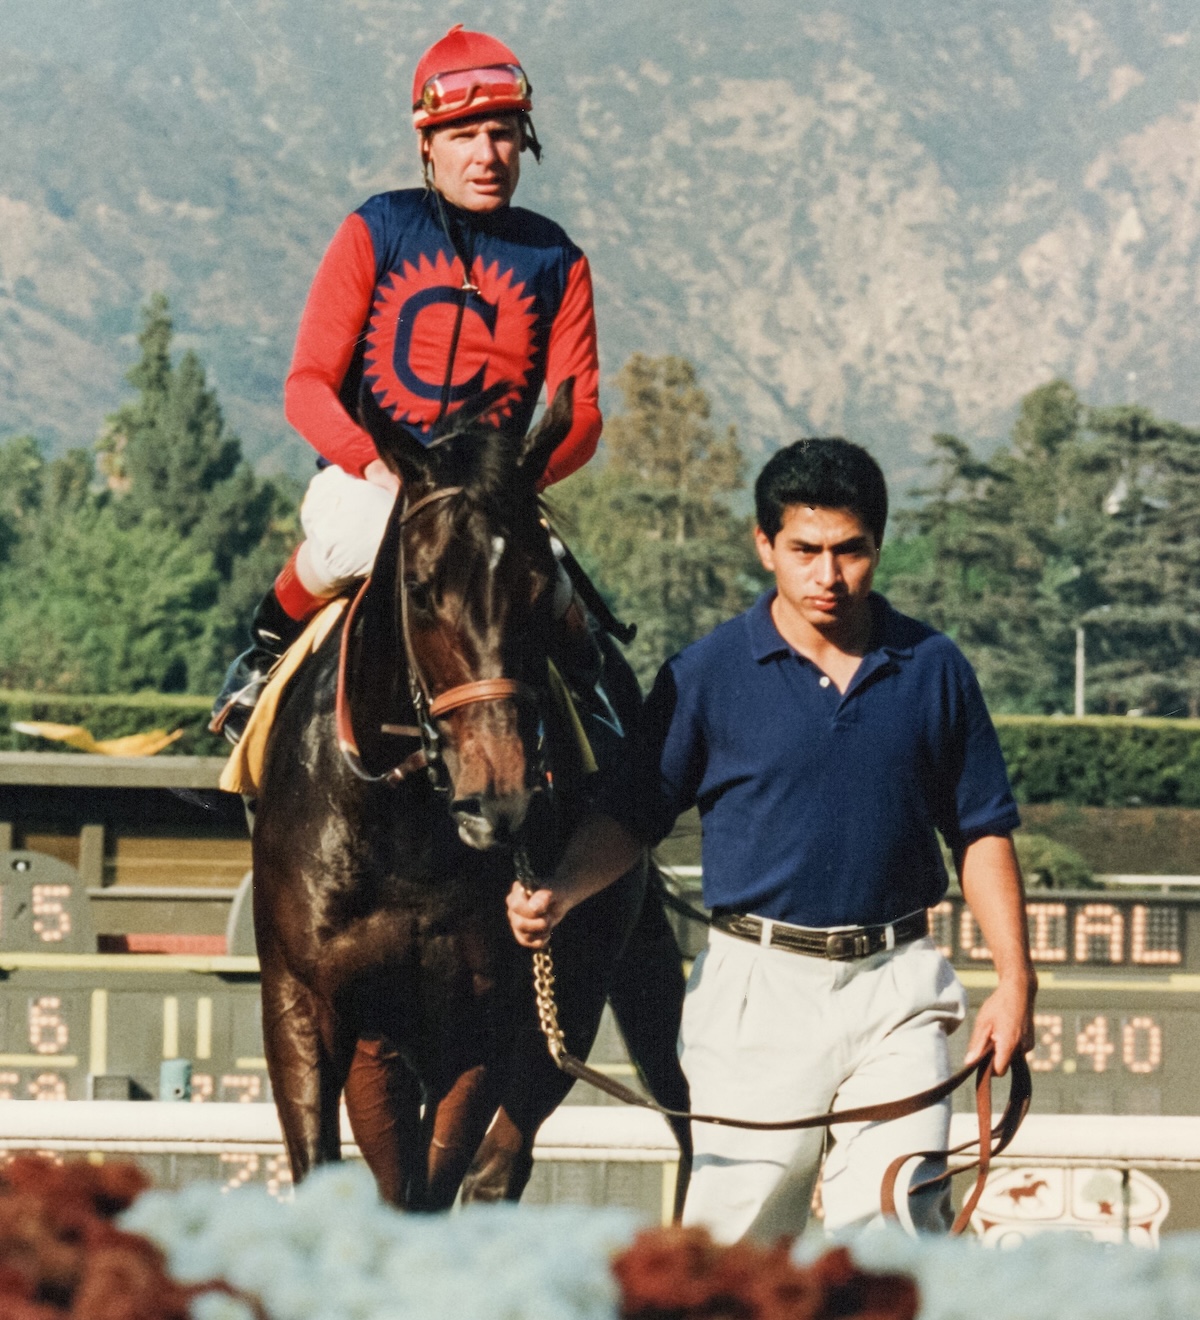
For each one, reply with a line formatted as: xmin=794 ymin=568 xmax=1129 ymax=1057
xmin=514 ymin=846 xmax=567 ymax=1065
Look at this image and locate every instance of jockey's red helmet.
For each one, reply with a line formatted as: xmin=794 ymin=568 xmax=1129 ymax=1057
xmin=412 ymin=25 xmax=533 ymax=131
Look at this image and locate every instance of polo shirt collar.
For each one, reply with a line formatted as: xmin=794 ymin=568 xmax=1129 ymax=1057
xmin=746 ymin=591 xmax=916 ymax=665
xmin=871 ymin=595 xmax=917 ymax=660
xmin=747 ymin=591 xmax=790 ymax=661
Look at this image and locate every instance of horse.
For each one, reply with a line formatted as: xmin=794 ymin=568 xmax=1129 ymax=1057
xmin=250 ymin=379 xmax=692 ymax=1211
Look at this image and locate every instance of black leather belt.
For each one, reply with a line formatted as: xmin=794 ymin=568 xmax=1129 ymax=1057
xmin=710 ymin=909 xmax=928 ymax=961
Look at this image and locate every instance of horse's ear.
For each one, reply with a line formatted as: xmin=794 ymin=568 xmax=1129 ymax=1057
xmin=358 ymin=382 xmax=430 ymax=487
xmin=519 ymin=378 xmax=575 ymax=485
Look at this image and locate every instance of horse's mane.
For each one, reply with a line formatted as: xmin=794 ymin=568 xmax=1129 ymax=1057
xmin=426 ymin=415 xmax=539 ymax=532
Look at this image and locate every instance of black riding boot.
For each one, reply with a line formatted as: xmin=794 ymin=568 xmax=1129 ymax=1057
xmin=209 ymin=588 xmax=308 ymax=746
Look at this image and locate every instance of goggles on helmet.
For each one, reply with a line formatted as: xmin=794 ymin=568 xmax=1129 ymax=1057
xmin=414 ymin=63 xmax=532 ymax=128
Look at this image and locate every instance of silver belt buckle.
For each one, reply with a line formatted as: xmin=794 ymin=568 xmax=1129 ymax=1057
xmin=826 ymin=929 xmax=872 ymax=960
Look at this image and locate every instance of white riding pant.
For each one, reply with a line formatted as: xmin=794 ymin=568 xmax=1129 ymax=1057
xmin=298 ymin=465 xmax=577 ymax=615
xmin=300 ymin=465 xmax=395 ymax=594
xmin=679 ymin=927 xmax=967 ymax=1243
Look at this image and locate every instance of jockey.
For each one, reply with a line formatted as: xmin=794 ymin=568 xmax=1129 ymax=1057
xmin=212 ymin=25 xmax=622 ymax=748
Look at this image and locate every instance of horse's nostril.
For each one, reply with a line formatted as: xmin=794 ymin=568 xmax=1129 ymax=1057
xmin=451 ymin=798 xmax=484 ymax=819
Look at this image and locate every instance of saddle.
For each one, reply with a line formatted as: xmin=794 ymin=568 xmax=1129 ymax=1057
xmin=218 ymin=598 xmax=348 ymax=796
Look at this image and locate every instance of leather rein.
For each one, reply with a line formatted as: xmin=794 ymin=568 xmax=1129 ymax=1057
xmin=514 ymin=848 xmax=1031 ymax=1235
xmin=336 ymin=484 xmax=534 ymax=784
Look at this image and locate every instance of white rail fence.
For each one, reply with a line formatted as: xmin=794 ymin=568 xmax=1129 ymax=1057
xmin=2 ymin=1102 xmax=1199 ymax=1171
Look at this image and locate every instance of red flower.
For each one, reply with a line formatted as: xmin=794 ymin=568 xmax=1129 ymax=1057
xmin=612 ymin=1226 xmax=918 ymax=1320
xmin=0 ymin=1156 xmax=265 ymax=1319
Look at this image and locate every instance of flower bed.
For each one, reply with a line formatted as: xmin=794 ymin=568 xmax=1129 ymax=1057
xmin=0 ymin=1157 xmax=255 ymax=1319
xmin=7 ymin=1157 xmax=1200 ymax=1320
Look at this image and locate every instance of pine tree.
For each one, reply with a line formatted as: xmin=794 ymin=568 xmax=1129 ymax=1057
xmin=0 ymin=294 xmax=298 ymax=696
xmin=550 ymin=354 xmax=765 ymax=684
xmin=0 ymin=435 xmax=44 ymax=562
xmin=0 ymin=503 xmax=220 ymax=693
xmin=883 ymin=381 xmax=1105 ymax=711
xmin=882 ymin=381 xmax=1200 ymax=716
xmin=1083 ymin=407 xmax=1200 ymax=716
xmin=101 ymin=294 xmax=243 ymax=539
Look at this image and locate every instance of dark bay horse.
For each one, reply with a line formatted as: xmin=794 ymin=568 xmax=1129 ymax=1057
xmin=251 ymin=380 xmax=690 ymax=1210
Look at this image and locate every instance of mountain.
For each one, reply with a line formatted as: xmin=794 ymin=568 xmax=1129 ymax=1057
xmin=0 ymin=0 xmax=1198 ymax=482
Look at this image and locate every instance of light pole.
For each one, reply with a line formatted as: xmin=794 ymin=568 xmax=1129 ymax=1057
xmin=1075 ymin=624 xmax=1085 ymax=718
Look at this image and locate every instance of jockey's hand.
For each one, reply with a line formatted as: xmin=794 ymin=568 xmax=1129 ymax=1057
xmin=507 ymin=882 xmax=564 ymax=950
xmin=364 ymin=458 xmax=401 ymax=495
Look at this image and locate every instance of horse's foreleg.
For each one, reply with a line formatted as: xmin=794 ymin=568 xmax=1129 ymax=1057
xmin=343 ymin=1037 xmax=423 ymax=1207
xmin=261 ymin=955 xmax=350 ymax=1182
xmin=607 ymin=871 xmax=693 ymax=1219
xmin=460 ymin=1103 xmax=539 ymax=1204
xmin=462 ymin=872 xmax=649 ymax=1206
xmin=421 ymin=1064 xmax=499 ymax=1210
xmin=463 ymin=964 xmax=603 ymax=1205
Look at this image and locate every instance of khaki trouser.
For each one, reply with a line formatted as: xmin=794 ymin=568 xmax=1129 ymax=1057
xmin=680 ymin=926 xmax=967 ymax=1243
xmin=299 ymin=464 xmax=396 ymax=593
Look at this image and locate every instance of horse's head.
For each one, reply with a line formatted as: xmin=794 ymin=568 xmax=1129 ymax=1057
xmin=360 ymin=381 xmax=574 ymax=850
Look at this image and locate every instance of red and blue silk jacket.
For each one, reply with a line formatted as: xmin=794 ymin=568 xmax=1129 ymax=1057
xmin=284 ymin=188 xmax=602 ymax=486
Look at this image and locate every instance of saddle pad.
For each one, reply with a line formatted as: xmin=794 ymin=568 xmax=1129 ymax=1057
xmin=218 ymin=597 xmax=349 ymax=796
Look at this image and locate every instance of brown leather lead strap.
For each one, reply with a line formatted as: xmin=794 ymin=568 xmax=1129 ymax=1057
xmin=561 ymin=1036 xmax=1027 ymax=1234
xmin=555 ymin=1040 xmax=1018 ymax=1135
xmin=879 ymin=1052 xmax=1032 ymax=1235
xmin=526 ymin=911 xmax=1029 ymax=1139
xmin=950 ymin=1065 xmax=994 ymax=1235
xmin=521 ymin=855 xmax=1031 ymax=1228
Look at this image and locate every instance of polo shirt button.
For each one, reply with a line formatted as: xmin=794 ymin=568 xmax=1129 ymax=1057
xmin=819 ymin=676 xmax=831 ymax=688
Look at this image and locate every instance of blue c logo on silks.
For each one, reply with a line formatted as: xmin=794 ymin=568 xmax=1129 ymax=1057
xmin=363 ymin=255 xmax=536 ymax=427
xmin=392 ymin=285 xmax=499 ymax=402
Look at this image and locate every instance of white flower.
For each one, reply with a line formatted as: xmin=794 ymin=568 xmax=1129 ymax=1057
xmin=839 ymin=1227 xmax=1200 ymax=1320
xmin=190 ymin=1291 xmax=259 ymax=1320
xmin=128 ymin=1169 xmax=639 ymax=1320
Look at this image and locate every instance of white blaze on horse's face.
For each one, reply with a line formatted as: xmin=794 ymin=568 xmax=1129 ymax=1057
xmin=417 ymin=509 xmax=546 ymax=852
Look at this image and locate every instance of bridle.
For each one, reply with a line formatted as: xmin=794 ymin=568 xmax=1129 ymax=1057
xmin=337 ymin=482 xmax=545 ymax=789
xmin=398 ymin=480 xmax=537 ymax=729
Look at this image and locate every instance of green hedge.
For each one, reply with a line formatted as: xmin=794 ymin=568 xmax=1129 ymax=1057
xmin=0 ymin=690 xmax=225 ymax=757
xmin=3 ymin=695 xmax=1200 ymax=804
xmin=995 ymin=715 xmax=1200 ymax=807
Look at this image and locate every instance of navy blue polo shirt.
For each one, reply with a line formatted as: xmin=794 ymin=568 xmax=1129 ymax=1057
xmin=602 ymin=591 xmax=1020 ymax=928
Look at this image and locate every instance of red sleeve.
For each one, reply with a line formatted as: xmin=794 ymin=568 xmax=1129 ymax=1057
xmin=284 ymin=213 xmax=380 ymax=477
xmin=538 ymin=254 xmax=602 ymax=489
